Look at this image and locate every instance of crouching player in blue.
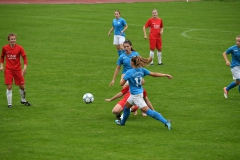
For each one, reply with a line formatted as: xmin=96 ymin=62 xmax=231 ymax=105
xmin=115 ymin=56 xmax=173 ymax=130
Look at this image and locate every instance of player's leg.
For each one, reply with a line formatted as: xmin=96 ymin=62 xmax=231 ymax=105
xmin=112 ymin=101 xmax=124 ymax=120
xmin=5 ymin=69 xmax=13 ymax=108
xmin=156 ymin=38 xmax=163 ymax=65
xmin=6 ymin=84 xmax=13 ymax=108
xmin=141 ymin=106 xmax=171 ymax=130
xmin=116 ymin=94 xmax=134 ymax=125
xmin=149 ymin=39 xmax=155 ymax=65
xmin=131 ymin=105 xmax=138 ymax=115
xmin=14 ymin=70 xmax=31 ymax=106
xmin=118 ymin=36 xmax=125 ymax=56
xmin=114 ymin=35 xmax=124 ymax=56
xmin=118 ymin=101 xmax=132 ymax=125
xmin=224 ymin=67 xmax=240 ymax=98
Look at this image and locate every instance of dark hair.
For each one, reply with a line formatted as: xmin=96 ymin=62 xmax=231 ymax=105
xmin=131 ymin=56 xmax=152 ymax=68
xmin=7 ymin=33 xmax=17 ymax=40
xmin=123 ymin=39 xmax=135 ymax=51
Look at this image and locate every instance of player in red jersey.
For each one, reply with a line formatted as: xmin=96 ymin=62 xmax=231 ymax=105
xmin=0 ymin=33 xmax=31 ymax=108
xmin=143 ymin=9 xmax=164 ymax=65
xmin=105 ymin=82 xmax=155 ymax=120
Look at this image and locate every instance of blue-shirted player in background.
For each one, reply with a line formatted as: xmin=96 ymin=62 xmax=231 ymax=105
xmin=223 ymin=35 xmax=240 ymax=98
xmin=108 ymin=10 xmax=128 ymax=56
xmin=115 ymin=56 xmax=173 ymax=130
xmin=109 ymin=40 xmax=139 ymax=86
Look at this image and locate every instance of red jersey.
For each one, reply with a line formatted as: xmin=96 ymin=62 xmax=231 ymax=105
xmin=144 ymin=17 xmax=163 ymax=40
xmin=1 ymin=44 xmax=27 ymax=71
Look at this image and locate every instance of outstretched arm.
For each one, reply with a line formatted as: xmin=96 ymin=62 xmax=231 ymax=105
xmin=149 ymin=72 xmax=173 ymax=79
xmin=105 ymin=92 xmax=123 ymax=102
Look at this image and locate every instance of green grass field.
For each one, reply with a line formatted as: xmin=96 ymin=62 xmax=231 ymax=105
xmin=0 ymin=1 xmax=239 ymax=159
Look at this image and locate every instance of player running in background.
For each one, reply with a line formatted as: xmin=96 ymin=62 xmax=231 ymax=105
xmin=105 ymin=82 xmax=155 ymax=120
xmin=143 ymin=9 xmax=164 ymax=65
xmin=222 ymin=35 xmax=240 ymax=98
xmin=109 ymin=39 xmax=139 ymax=86
xmin=108 ymin=10 xmax=128 ymax=57
xmin=115 ymin=56 xmax=173 ymax=130
xmin=0 ymin=33 xmax=31 ymax=108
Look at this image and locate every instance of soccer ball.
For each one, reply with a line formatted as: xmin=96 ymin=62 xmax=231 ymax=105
xmin=83 ymin=93 xmax=94 ymax=104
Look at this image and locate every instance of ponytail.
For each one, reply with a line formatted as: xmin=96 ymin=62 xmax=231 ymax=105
xmin=131 ymin=56 xmax=152 ymax=68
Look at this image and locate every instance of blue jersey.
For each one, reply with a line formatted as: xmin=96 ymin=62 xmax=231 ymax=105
xmin=226 ymin=45 xmax=240 ymax=68
xmin=123 ymin=68 xmax=151 ymax=95
xmin=112 ymin=17 xmax=127 ymax=37
xmin=117 ymin=51 xmax=139 ymax=74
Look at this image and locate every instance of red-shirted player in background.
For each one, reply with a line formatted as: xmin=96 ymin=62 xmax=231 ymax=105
xmin=105 ymin=82 xmax=155 ymax=120
xmin=143 ymin=9 xmax=164 ymax=65
xmin=0 ymin=33 xmax=31 ymax=108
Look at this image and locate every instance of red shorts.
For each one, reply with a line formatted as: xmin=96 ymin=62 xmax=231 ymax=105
xmin=117 ymin=98 xmax=127 ymax=109
xmin=4 ymin=69 xmax=25 ymax=85
xmin=117 ymin=99 xmax=138 ymax=111
xmin=149 ymin=38 xmax=162 ymax=50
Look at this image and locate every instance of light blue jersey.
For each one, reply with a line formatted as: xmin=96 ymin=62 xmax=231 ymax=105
xmin=112 ymin=18 xmax=127 ymax=37
xmin=117 ymin=51 xmax=139 ymax=74
xmin=123 ymin=68 xmax=151 ymax=95
xmin=226 ymin=45 xmax=240 ymax=68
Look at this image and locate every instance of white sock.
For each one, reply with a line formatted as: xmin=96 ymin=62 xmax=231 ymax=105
xmin=6 ymin=89 xmax=12 ymax=105
xmin=19 ymin=89 xmax=26 ymax=102
xmin=150 ymin=51 xmax=154 ymax=64
xmin=157 ymin=51 xmax=162 ymax=64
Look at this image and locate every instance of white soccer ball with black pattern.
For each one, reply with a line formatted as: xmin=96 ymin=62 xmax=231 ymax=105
xmin=83 ymin=93 xmax=94 ymax=104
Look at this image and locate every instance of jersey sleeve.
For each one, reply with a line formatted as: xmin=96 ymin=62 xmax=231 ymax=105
xmin=123 ymin=70 xmax=131 ymax=81
xmin=226 ymin=45 xmax=235 ymax=54
xmin=0 ymin=47 xmax=5 ymax=63
xmin=117 ymin=56 xmax=122 ymax=65
xmin=160 ymin=19 xmax=163 ymax=28
xmin=122 ymin=18 xmax=127 ymax=26
xmin=143 ymin=68 xmax=151 ymax=76
xmin=20 ymin=46 xmax=28 ymax=65
xmin=144 ymin=19 xmax=151 ymax=28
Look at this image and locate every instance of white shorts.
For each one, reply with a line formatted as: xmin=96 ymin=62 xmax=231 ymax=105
xmin=231 ymin=66 xmax=240 ymax=80
xmin=127 ymin=93 xmax=147 ymax=109
xmin=113 ymin=35 xmax=125 ymax=45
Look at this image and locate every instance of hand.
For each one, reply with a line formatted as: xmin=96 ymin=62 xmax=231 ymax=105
xmin=120 ymin=30 xmax=124 ymax=35
xmin=226 ymin=61 xmax=230 ymax=67
xmin=105 ymin=99 xmax=111 ymax=102
xmin=166 ymin=75 xmax=173 ymax=79
xmin=144 ymin=35 xmax=147 ymax=39
xmin=22 ymin=68 xmax=26 ymax=76
xmin=108 ymin=32 xmax=111 ymax=36
xmin=109 ymin=80 xmax=114 ymax=86
xmin=0 ymin=67 xmax=3 ymax=72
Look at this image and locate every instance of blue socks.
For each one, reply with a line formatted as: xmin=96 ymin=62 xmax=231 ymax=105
xmin=121 ymin=106 xmax=131 ymax=125
xmin=146 ymin=109 xmax=167 ymax=124
xmin=226 ymin=81 xmax=237 ymax=91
